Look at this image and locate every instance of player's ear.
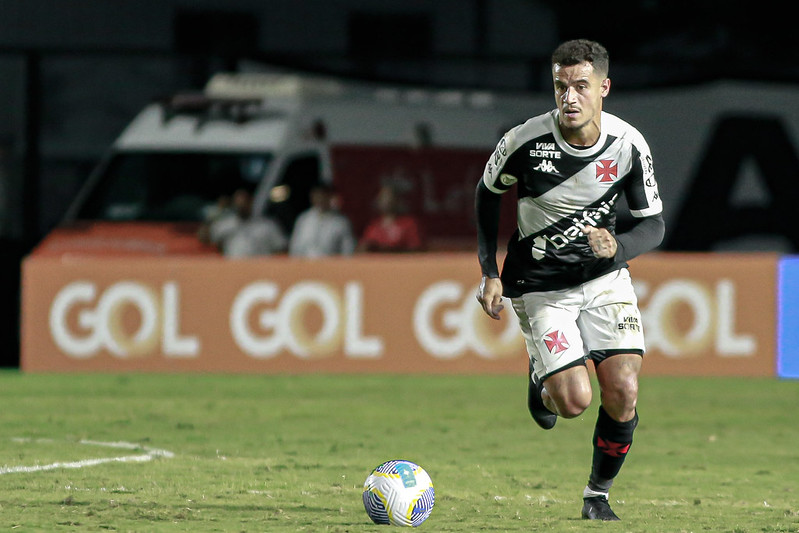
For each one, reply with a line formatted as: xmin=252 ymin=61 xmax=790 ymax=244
xmin=601 ymin=78 xmax=611 ymax=97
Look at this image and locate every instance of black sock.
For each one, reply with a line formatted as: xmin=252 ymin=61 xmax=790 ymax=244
xmin=588 ymin=406 xmax=638 ymax=493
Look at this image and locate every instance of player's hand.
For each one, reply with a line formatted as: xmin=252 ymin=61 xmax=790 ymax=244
xmin=582 ymin=226 xmax=618 ymax=258
xmin=476 ymin=276 xmax=504 ymax=320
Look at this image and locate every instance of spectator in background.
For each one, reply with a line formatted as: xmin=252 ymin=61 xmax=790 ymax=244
xmin=358 ymin=183 xmax=424 ymax=253
xmin=200 ymin=188 xmax=287 ymax=257
xmin=289 ymin=183 xmax=356 ymax=257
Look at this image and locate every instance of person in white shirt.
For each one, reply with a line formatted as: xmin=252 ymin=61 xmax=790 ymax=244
xmin=289 ymin=184 xmax=356 ymax=258
xmin=206 ymin=188 xmax=288 ymax=258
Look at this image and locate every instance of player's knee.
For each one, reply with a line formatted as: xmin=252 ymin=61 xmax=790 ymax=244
xmin=549 ymin=387 xmax=592 ymax=418
xmin=616 ymin=374 xmax=639 ymax=403
xmin=596 ymin=355 xmax=641 ymax=407
xmin=560 ymin=397 xmax=592 ymax=418
xmin=600 ymin=375 xmax=638 ymax=419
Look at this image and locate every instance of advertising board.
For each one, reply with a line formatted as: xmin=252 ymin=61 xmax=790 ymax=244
xmin=21 ymin=253 xmax=776 ymax=376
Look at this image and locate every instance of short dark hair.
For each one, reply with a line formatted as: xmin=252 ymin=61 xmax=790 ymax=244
xmin=551 ymin=39 xmax=609 ymax=78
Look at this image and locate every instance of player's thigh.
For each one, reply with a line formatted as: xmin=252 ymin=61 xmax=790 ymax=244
xmin=595 ymin=353 xmax=642 ymax=390
xmin=511 ymin=290 xmax=586 ymax=380
xmin=544 ymin=363 xmax=593 ymax=415
xmin=595 ymin=354 xmax=641 ymax=421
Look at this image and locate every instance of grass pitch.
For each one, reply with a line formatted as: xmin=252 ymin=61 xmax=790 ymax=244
xmin=0 ymin=371 xmax=797 ymax=532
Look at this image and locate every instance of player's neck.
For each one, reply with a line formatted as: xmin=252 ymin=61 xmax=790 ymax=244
xmin=559 ymin=118 xmax=602 ymax=147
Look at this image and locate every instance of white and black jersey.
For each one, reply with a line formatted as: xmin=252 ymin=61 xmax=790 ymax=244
xmin=478 ymin=109 xmax=663 ymax=297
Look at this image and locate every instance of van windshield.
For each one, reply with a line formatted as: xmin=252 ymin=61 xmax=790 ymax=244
xmin=75 ymin=151 xmax=272 ymax=222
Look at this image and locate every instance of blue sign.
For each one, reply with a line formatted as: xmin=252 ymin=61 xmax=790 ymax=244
xmin=778 ymin=257 xmax=799 ymax=378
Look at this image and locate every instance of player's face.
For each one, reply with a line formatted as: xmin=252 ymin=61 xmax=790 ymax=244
xmin=552 ymin=61 xmax=610 ymax=145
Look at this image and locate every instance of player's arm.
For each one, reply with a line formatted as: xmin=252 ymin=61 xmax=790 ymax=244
xmin=475 ymin=131 xmax=521 ymax=319
xmin=583 ymin=213 xmax=664 ymax=260
xmin=614 ymin=213 xmax=665 ymax=261
xmin=476 ymin=180 xmax=501 ymax=279
xmin=475 ymin=180 xmax=505 ymax=319
xmin=602 ymin=131 xmax=665 ymax=261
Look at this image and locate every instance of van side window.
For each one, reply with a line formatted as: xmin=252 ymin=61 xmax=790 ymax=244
xmin=77 ymin=152 xmax=272 ymax=222
xmin=266 ymin=154 xmax=321 ymax=234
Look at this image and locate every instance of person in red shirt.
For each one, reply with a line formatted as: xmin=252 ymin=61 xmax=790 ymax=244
xmin=358 ymin=184 xmax=424 ymax=252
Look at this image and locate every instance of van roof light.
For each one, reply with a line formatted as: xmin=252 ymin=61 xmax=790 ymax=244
xmin=204 ymin=72 xmax=344 ymax=100
xmin=159 ymin=93 xmax=265 ymax=124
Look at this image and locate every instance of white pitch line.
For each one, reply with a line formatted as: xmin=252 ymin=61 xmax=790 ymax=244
xmin=1 ymin=438 xmax=174 ymax=475
xmin=78 ymin=439 xmax=174 ymax=458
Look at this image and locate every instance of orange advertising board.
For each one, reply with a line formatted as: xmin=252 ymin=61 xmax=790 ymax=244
xmin=20 ymin=253 xmax=776 ymax=376
xmin=632 ymin=253 xmax=776 ymax=376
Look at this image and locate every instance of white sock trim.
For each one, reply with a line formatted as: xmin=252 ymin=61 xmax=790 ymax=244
xmin=583 ymin=486 xmax=609 ymax=499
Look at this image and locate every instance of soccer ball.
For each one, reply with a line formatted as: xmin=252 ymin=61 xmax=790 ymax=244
xmin=362 ymin=460 xmax=435 ymax=527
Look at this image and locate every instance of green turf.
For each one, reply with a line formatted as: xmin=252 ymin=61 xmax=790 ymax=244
xmin=0 ymin=371 xmax=797 ymax=532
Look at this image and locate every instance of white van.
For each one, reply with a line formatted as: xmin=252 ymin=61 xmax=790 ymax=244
xmin=33 ymin=71 xmax=535 ymax=257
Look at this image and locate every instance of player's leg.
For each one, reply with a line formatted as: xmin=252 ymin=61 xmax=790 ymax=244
xmin=539 ymin=363 xmax=593 ymax=418
xmin=526 ymin=358 xmax=557 ymax=429
xmin=577 ymin=269 xmax=645 ymax=520
xmin=512 ymin=290 xmax=593 ymax=429
xmin=595 ymin=352 xmax=641 ymax=422
xmin=527 ymin=359 xmax=592 ymax=429
xmin=582 ymin=353 xmax=641 ymax=520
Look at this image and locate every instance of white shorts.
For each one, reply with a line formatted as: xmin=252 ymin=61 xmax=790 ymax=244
xmin=510 ymin=268 xmax=645 ymax=380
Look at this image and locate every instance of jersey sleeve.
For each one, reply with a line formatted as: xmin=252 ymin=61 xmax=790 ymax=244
xmin=475 ymin=180 xmax=502 ymax=278
xmin=481 ymin=128 xmax=522 ymax=194
xmin=624 ymin=132 xmax=663 ymax=218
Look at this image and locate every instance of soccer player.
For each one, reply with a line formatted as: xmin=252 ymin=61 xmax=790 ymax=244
xmin=475 ymin=39 xmax=664 ymax=521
